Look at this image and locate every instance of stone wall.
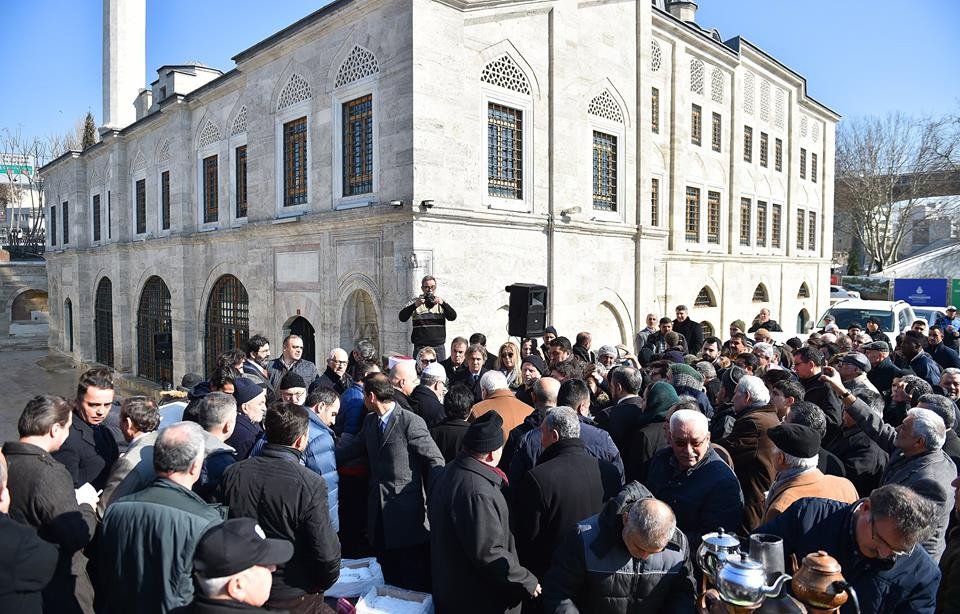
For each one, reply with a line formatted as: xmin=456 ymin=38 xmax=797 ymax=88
xmin=0 ymin=261 xmax=49 ymax=342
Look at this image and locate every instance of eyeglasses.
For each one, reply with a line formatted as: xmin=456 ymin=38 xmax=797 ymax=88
xmin=420 ymin=358 xmax=437 ymax=364
xmin=870 ymin=515 xmax=912 ymax=560
xmin=329 ymin=360 xmax=348 ymax=366
xmin=501 ymin=352 xmax=514 ymax=358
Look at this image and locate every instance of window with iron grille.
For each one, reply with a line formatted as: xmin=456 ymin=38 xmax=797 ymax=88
xmin=685 ymin=187 xmax=700 ymax=242
xmin=772 ymin=203 xmax=782 ymax=249
xmin=811 ymin=153 xmax=818 ymax=183
xmin=50 ymin=206 xmax=56 ymax=246
xmin=95 ymin=277 xmax=113 ymax=367
xmin=137 ymin=276 xmax=172 ymax=385
xmin=235 ymin=145 xmax=247 ymax=218
xmin=202 ymin=157 xmax=218 ymax=224
xmin=62 ymin=202 xmax=69 ymax=244
xmin=592 ymin=131 xmax=617 ymax=212
xmin=797 ymin=210 xmax=806 ymax=249
xmin=161 ymin=171 xmax=170 ymax=230
xmin=285 ymin=116 xmax=309 ymax=203
xmin=488 ymin=103 xmax=523 ymax=199
xmin=107 ymin=192 xmax=111 ymax=239
xmin=691 ymin=104 xmax=702 ymax=146
xmin=740 ymin=198 xmax=751 ymax=246
xmin=760 ymin=132 xmax=768 ymax=168
xmin=135 ymin=179 xmax=147 ymax=234
xmin=800 ymin=148 xmax=807 ymax=179
xmin=92 ymin=195 xmax=101 ymax=242
xmin=808 ymin=211 xmax=817 ymax=251
xmin=651 ymin=87 xmax=660 ymax=134
xmin=651 ymin=177 xmax=660 ymax=226
xmin=775 ymin=138 xmax=783 ymax=172
xmin=694 ymin=287 xmax=715 ymax=307
xmin=712 ymin=112 xmax=721 ymax=152
xmin=343 ymin=97 xmax=373 ymax=197
xmin=753 ymin=284 xmax=769 ymax=302
xmin=204 ymin=275 xmax=250 ymax=376
xmin=756 ymin=200 xmax=767 ymax=247
xmin=744 ymin=126 xmax=753 ymax=163
xmin=707 ymin=191 xmax=721 ymax=244
xmin=798 ymin=282 xmax=810 ymax=298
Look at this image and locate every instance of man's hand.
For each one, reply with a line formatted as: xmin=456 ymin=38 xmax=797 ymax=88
xmin=819 ymin=366 xmax=846 ymax=395
xmin=434 ymin=296 xmax=444 ymax=305
xmin=530 ymin=583 xmax=542 ymax=598
xmin=414 ymin=297 xmax=425 ymax=307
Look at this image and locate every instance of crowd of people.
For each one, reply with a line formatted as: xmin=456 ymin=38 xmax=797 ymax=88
xmin=2 ymin=278 xmax=960 ymax=613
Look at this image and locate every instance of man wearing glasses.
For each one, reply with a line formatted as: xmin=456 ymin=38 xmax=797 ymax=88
xmin=399 ymin=275 xmax=458 ymax=361
xmin=755 ymin=484 xmax=940 ymax=613
xmin=314 ymin=348 xmax=352 ymax=395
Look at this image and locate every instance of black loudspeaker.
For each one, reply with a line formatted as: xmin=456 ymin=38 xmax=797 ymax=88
xmin=506 ymin=283 xmax=548 ymax=337
xmin=154 ymin=332 xmax=173 ymax=360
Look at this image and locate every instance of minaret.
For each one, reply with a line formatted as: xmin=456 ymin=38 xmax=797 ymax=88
xmin=101 ymin=0 xmax=146 ymax=133
xmin=666 ymin=1 xmax=698 ymax=23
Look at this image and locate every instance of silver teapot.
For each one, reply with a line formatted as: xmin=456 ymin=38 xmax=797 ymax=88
xmin=715 ymin=552 xmax=791 ymax=608
xmin=697 ymin=528 xmax=741 ymax=583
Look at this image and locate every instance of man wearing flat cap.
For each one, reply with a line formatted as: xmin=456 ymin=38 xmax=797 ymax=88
xmin=760 ymin=423 xmax=859 ymax=524
xmin=429 ymin=411 xmax=540 ymax=613
xmin=836 ymin=352 xmax=883 ymax=411
xmin=862 ymin=340 xmax=907 ymax=409
xmin=191 ymin=518 xmax=294 ymax=613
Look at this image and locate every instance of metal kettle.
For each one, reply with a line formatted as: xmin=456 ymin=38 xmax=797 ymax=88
xmin=715 ymin=552 xmax=791 ymax=609
xmin=697 ymin=528 xmax=741 ymax=583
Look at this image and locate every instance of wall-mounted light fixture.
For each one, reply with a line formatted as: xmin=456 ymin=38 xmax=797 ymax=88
xmin=419 ymin=199 xmax=435 ymax=209
xmin=390 ymin=200 xmax=404 ymax=208
xmin=560 ymin=206 xmax=582 ymax=217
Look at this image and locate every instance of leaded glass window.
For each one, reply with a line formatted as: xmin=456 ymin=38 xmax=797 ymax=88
xmin=772 ymin=203 xmax=782 ymax=249
xmin=592 ymin=131 xmax=617 ymax=212
xmin=285 ymin=117 xmax=309 ymax=204
xmin=691 ymin=104 xmax=702 ymax=146
xmin=811 ymin=153 xmax=818 ymax=183
xmin=236 ymin=145 xmax=248 ymax=217
xmin=712 ymin=112 xmax=721 ymax=152
xmin=202 ymin=156 xmax=218 ymax=224
xmin=757 ymin=200 xmax=767 ymax=247
xmin=343 ymin=97 xmax=373 ymax=196
xmin=800 ymin=148 xmax=807 ymax=180
xmin=760 ymin=132 xmax=768 ymax=168
xmin=685 ymin=187 xmax=700 ymax=243
xmin=775 ymin=138 xmax=783 ymax=172
xmin=651 ymin=178 xmax=660 ymax=227
xmin=740 ymin=198 xmax=751 ymax=246
xmin=797 ymin=210 xmax=806 ymax=249
xmin=136 ymin=179 xmax=147 ymax=233
xmin=808 ymin=211 xmax=817 ymax=251
xmin=62 ymin=202 xmax=69 ymax=245
xmin=707 ymin=191 xmax=721 ymax=244
xmin=95 ymin=277 xmax=113 ymax=367
xmin=92 ymin=195 xmax=101 ymax=242
xmin=487 ymin=103 xmax=523 ymax=199
xmin=161 ymin=171 xmax=170 ymax=230
xmin=744 ymin=126 xmax=753 ymax=163
xmin=651 ymin=87 xmax=660 ymax=134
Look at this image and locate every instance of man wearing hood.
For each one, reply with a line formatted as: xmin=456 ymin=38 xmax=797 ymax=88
xmin=623 ymin=381 xmax=678 ymax=483
xmin=667 ymin=363 xmax=714 ymax=418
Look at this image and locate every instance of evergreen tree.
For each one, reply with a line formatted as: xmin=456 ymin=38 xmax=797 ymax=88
xmin=81 ymin=112 xmax=97 ymax=149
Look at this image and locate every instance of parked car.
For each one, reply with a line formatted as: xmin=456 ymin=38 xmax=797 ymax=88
xmin=830 ymin=285 xmax=861 ymax=301
xmin=912 ymin=306 xmax=948 ymax=328
xmin=816 ymin=299 xmax=916 ymax=346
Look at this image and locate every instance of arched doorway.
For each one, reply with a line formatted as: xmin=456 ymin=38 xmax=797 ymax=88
xmin=137 ymin=276 xmax=173 ymax=386
xmin=95 ymin=278 xmax=114 ymax=366
xmin=285 ymin=316 xmax=316 ymax=365
xmin=340 ymin=290 xmax=380 ymax=354
xmin=797 ymin=309 xmax=810 ymax=334
xmin=11 ymin=289 xmax=48 ymax=321
xmin=64 ymin=298 xmax=74 ymax=352
xmin=204 ymin=275 xmax=249 ymax=376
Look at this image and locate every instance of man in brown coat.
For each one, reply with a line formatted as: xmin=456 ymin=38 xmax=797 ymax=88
xmin=471 ymin=370 xmax=535 ymax=441
xmin=717 ymin=375 xmax=779 ymax=533
xmin=761 ymin=422 xmax=859 ymax=524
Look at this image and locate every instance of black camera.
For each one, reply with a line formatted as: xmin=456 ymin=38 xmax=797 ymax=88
xmin=423 ymin=292 xmax=437 ymax=309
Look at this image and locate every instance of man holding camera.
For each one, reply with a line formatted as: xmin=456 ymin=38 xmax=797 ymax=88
xmin=399 ymin=275 xmax=458 ymax=360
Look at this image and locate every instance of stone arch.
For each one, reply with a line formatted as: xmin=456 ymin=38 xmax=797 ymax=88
xmin=478 ymin=40 xmax=541 ymax=99
xmin=594 ymin=301 xmax=627 ymax=346
xmin=270 ymin=60 xmax=314 ymax=111
xmin=797 ymin=308 xmax=811 ymax=333
xmin=701 ymin=321 xmax=715 ymax=338
xmin=228 ymin=102 xmax=248 ymax=136
xmin=693 ymin=285 xmax=718 ymax=308
xmin=340 ymin=289 xmax=381 ymax=355
xmin=129 ymin=149 xmax=147 ymax=173
xmin=752 ymin=283 xmax=770 ymax=303
xmin=196 ymin=118 xmax=223 ymax=149
xmin=203 ymin=274 xmax=250 ymax=375
xmin=651 ymin=144 xmax=667 ymax=171
xmin=797 ymin=282 xmax=811 ymax=299
xmin=10 ymin=288 xmax=48 ymax=321
xmin=281 ymin=315 xmax=317 ymax=365
xmin=586 ymin=78 xmax=631 ymax=127
xmin=334 ymin=45 xmax=380 ymax=89
xmin=94 ymin=277 xmax=114 ymax=366
xmin=155 ymin=138 xmax=171 ymax=165
xmin=338 ymin=273 xmax=382 ymax=352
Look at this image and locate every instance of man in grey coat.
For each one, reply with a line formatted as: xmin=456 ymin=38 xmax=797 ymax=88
xmin=822 ymin=367 xmax=957 ymax=561
xmin=98 ymin=396 xmax=161 ymax=515
xmin=336 ymin=372 xmax=444 ymax=592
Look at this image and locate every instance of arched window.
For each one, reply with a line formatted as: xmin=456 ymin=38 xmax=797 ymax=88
xmin=204 ymin=275 xmax=250 ymax=375
xmin=701 ymin=321 xmax=715 ymax=338
xmin=95 ymin=278 xmax=113 ymax=366
xmin=64 ymin=298 xmax=74 ymax=353
xmin=137 ymin=276 xmax=172 ymax=385
xmin=753 ymin=283 xmax=769 ymax=303
xmin=694 ymin=286 xmax=716 ymax=307
xmin=797 ymin=282 xmax=810 ymax=299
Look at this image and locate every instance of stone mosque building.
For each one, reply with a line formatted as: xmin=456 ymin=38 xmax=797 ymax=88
xmin=41 ymin=0 xmax=837 ymax=386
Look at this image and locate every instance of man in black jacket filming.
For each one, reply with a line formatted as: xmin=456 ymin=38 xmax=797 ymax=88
xmin=399 ymin=275 xmax=457 ymax=360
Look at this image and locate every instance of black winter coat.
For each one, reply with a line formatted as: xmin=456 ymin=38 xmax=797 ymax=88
xmin=929 ymin=343 xmax=960 ymax=370
xmin=867 ymin=356 xmax=905 ymax=395
xmin=428 ymin=453 xmax=538 ymax=613
xmin=757 ymin=497 xmax=940 ymax=613
xmin=624 ymin=418 xmax=667 ymax=484
xmin=605 ymin=396 xmax=645 ymax=454
xmin=798 ymin=374 xmax=843 ymax=447
xmin=189 ymin=595 xmax=277 ymax=613
xmin=672 ymin=318 xmax=705 ymax=354
xmin=0 ymin=513 xmax=57 ymax=612
xmin=512 ymin=438 xmax=620 ymax=578
xmin=510 ymin=414 xmax=624 ymax=488
xmin=220 ymin=445 xmax=341 ymax=600
xmin=430 ymin=417 xmax=470 ymax=463
xmin=410 ymin=384 xmax=446 ymax=428
xmin=225 ymin=412 xmax=264 ymax=461
xmin=542 ymin=481 xmax=697 ymax=614
xmin=51 ymin=410 xmax=120 ymax=490
xmin=313 ymin=366 xmax=352 ymax=395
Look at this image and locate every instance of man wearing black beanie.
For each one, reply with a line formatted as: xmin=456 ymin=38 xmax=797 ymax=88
xmin=429 ymin=412 xmax=540 ymax=613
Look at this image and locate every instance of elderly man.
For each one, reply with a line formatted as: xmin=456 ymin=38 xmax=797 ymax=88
xmin=915 ymin=393 xmax=960 ymax=470
xmin=389 ymin=359 xmax=419 ymax=411
xmin=572 ymin=332 xmax=596 ymax=364
xmin=837 ymin=351 xmax=880 ymax=397
xmin=543 ymin=483 xmax=697 ymax=613
xmin=901 ymin=330 xmax=943 ymax=389
xmin=504 ymin=377 xmax=560 ymax=473
xmin=190 ymin=517 xmax=294 ymax=613
xmin=336 ymin=373 xmax=444 ymax=592
xmin=863 ymin=340 xmax=904 ymax=394
xmin=784 ymin=401 xmax=849 ymax=478
xmin=761 ymin=423 xmax=858 ymax=523
xmin=53 ymin=367 xmax=119 ymax=490
xmin=471 ymin=370 xmax=534 ymax=440
xmin=242 ymin=334 xmax=273 ymax=392
xmin=314 ymin=348 xmax=352 ymax=395
xmin=749 ymin=307 xmax=782 ymax=333
xmin=429 ymin=412 xmax=540 ymax=613
xmin=4 ymin=395 xmax=98 ymax=613
xmin=192 ymin=392 xmax=239 ymax=503
xmin=267 ymin=334 xmax=320 ymax=391
xmin=99 ymin=396 xmax=161 ymax=513
xmin=220 ymin=403 xmax=341 ymax=611
xmin=822 ymin=367 xmax=957 ymax=561
xmin=635 ymin=313 xmax=659 ymax=355
xmin=641 ymin=317 xmax=681 ymax=364
xmin=399 ymin=275 xmax=458 ymax=360
xmin=410 ymin=362 xmax=447 ymax=427
xmin=756 ymin=484 xmax=940 ymax=613
xmin=227 ymin=378 xmax=267 ymax=461
xmin=716 ymin=375 xmax=780 ymax=533
xmin=938 ymin=367 xmax=960 ymax=427
xmin=100 ymin=422 xmax=224 ymax=612
xmin=646 ymin=409 xmax=744 ymax=549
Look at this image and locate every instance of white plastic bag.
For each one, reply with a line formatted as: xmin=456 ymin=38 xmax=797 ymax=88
xmin=325 ymin=558 xmax=385 ymax=599
xmin=356 ymin=584 xmax=434 ymax=614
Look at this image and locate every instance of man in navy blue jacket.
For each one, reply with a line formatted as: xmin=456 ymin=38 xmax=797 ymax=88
xmin=755 ymin=484 xmax=940 ymax=613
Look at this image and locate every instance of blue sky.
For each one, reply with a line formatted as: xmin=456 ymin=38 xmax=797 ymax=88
xmin=2 ymin=0 xmax=958 ymax=148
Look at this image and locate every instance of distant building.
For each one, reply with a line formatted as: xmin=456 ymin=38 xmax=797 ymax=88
xmin=1 ymin=153 xmax=45 ymax=245
xmin=41 ymin=0 xmax=837 ymax=387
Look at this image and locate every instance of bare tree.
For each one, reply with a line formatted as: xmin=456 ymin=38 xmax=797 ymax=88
xmin=835 ymin=112 xmax=960 ymax=273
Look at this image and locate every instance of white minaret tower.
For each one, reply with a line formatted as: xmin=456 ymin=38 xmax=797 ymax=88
xmin=101 ymin=0 xmax=145 ymax=133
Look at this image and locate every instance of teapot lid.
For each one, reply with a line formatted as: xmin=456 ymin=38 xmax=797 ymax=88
xmin=703 ymin=528 xmax=740 ymax=548
xmin=802 ymin=551 xmax=842 ymax=574
xmin=726 ymin=552 xmax=764 ymax=571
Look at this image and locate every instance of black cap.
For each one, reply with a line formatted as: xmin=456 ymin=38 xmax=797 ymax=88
xmin=463 ymin=411 xmax=504 ymax=453
xmin=521 ymin=354 xmax=547 ymax=376
xmin=194 ymin=518 xmax=293 ymax=578
xmin=279 ymin=372 xmax=306 ymax=391
xmin=768 ymin=423 xmax=821 ymax=458
xmin=180 ymin=373 xmax=204 ymax=390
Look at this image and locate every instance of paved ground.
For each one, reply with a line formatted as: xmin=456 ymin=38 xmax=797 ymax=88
xmin=0 ymin=349 xmax=80 ymax=443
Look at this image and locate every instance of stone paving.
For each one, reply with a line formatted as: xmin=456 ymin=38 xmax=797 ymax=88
xmin=0 ymin=348 xmax=79 ymax=443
